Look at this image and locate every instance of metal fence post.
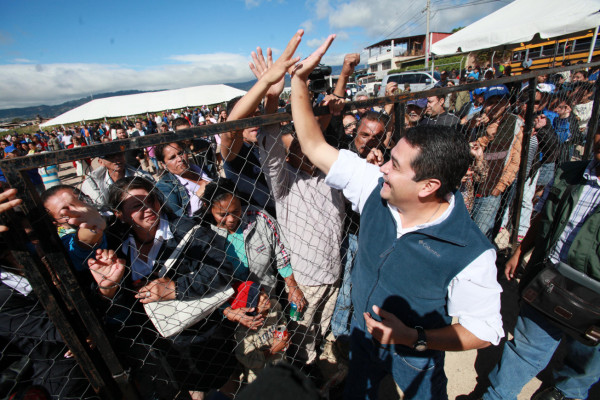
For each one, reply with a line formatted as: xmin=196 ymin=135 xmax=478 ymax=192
xmin=395 ymin=101 xmax=406 ymax=141
xmin=0 ymin=167 xmax=140 ymax=399
xmin=583 ymin=77 xmax=600 ymax=159
xmin=509 ymin=78 xmax=537 ymax=250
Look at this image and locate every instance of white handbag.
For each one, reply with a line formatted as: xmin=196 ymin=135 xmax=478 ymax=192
xmin=144 ymin=225 xmax=233 ymax=337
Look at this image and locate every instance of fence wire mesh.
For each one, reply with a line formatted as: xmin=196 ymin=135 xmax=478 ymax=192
xmin=0 ymin=62 xmax=598 ymax=399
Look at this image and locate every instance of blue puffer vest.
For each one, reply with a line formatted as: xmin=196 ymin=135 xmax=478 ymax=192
xmin=352 ymin=179 xmax=493 ymax=353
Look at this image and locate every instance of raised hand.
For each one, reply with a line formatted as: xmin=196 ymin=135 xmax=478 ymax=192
xmin=341 ymin=53 xmax=360 ymax=76
xmin=59 ymin=203 xmax=106 ymax=233
xmin=250 ymin=47 xmax=285 ymax=99
xmin=258 ymin=29 xmax=304 ymax=87
xmin=321 ymin=94 xmax=345 ymax=116
xmin=0 ymin=188 xmax=23 ymax=233
xmin=290 ymin=34 xmax=336 ymax=81
xmin=88 ymin=249 xmax=126 ymax=297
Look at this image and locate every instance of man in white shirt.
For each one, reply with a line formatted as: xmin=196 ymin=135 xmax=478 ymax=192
xmin=290 ymin=35 xmax=503 ymax=399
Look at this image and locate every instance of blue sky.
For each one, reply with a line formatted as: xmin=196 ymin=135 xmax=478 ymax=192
xmin=0 ymin=0 xmax=510 ymax=109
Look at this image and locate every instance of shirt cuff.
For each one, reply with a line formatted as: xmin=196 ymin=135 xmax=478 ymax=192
xmin=457 ymin=314 xmax=504 ymax=346
xmin=277 ymin=264 xmax=293 ymax=278
xmin=324 ymin=149 xmax=361 ymax=191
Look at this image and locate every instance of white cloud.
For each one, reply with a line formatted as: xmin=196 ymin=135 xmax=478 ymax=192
xmin=336 ymin=31 xmax=350 ymax=41
xmin=301 ymin=19 xmax=315 ymax=34
xmin=306 ymin=31 xmax=349 ymax=49
xmin=320 ymin=52 xmax=347 ymax=66
xmin=13 ymin=58 xmax=34 ymax=63
xmin=314 ymin=0 xmax=331 ymax=19
xmin=245 ymin=0 xmax=261 ymax=8
xmin=306 ymin=37 xmax=326 ymax=48
xmin=325 ymin=0 xmax=508 ymax=39
xmin=0 ymin=52 xmax=257 ymax=109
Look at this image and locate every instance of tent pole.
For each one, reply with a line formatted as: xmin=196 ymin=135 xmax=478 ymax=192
xmin=425 ymin=0 xmax=431 ymax=69
xmin=587 ymin=25 xmax=599 ymax=64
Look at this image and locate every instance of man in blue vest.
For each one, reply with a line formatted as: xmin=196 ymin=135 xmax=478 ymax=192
xmin=290 ymin=35 xmax=504 ymax=399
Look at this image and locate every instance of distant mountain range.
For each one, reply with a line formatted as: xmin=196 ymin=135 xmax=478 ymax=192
xmin=0 ymin=64 xmax=354 ymax=122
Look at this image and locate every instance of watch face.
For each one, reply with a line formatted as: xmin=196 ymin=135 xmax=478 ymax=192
xmin=414 ymin=342 xmax=428 ymax=352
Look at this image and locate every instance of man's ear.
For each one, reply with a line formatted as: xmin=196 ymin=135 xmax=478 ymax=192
xmin=418 ymin=178 xmax=442 ymax=199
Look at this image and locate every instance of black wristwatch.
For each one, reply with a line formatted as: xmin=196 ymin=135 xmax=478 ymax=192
xmin=413 ymin=326 xmax=427 ymax=352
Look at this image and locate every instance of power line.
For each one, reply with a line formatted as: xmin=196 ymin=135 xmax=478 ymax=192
xmin=435 ymin=0 xmax=505 ymax=11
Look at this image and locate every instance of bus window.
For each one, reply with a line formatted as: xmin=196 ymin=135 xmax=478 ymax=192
xmin=528 ymin=47 xmax=541 ymax=59
xmin=541 ymin=44 xmax=556 ymax=57
xmin=558 ymin=41 xmax=573 ymax=55
xmin=512 ymin=51 xmax=524 ymax=61
xmin=573 ymin=38 xmax=592 ymax=53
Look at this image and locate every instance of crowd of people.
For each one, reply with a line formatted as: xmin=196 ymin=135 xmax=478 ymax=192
xmin=0 ymin=29 xmax=599 ymax=400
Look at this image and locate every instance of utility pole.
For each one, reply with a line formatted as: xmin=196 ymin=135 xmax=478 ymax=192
xmin=425 ymin=0 xmax=431 ymax=69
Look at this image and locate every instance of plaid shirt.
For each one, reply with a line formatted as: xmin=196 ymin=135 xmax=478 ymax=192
xmin=537 ymin=160 xmax=600 ymax=263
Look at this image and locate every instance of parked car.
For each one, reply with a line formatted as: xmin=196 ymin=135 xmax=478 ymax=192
xmin=345 ymin=82 xmax=359 ymax=98
xmin=377 ymin=72 xmax=438 ymax=96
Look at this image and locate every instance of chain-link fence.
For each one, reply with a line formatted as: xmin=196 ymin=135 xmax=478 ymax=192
xmin=0 ymin=61 xmax=598 ymax=400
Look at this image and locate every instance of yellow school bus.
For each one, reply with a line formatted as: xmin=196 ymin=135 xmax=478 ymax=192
xmin=510 ymin=29 xmax=600 ymax=74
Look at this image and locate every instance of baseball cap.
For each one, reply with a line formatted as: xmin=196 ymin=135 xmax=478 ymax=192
xmin=484 ymin=85 xmax=510 ymax=100
xmin=536 ymin=83 xmax=555 ymax=94
xmin=473 ymin=87 xmax=488 ymax=96
xmin=407 ymin=98 xmax=427 ymax=108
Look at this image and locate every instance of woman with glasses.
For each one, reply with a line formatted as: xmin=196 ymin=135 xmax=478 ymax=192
xmin=91 ymin=176 xmax=236 ymax=398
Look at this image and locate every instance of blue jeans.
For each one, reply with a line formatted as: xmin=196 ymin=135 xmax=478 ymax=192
xmin=484 ymin=304 xmax=600 ymax=400
xmin=537 ymin=162 xmax=555 ymax=188
xmin=331 ymin=233 xmax=358 ymax=338
xmin=471 ymin=195 xmax=502 ymax=240
xmin=344 ymin=322 xmax=447 ymax=399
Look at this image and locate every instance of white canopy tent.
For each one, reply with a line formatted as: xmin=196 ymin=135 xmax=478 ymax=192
xmin=431 ymin=0 xmax=600 ymax=56
xmin=40 ymin=84 xmax=247 ymax=128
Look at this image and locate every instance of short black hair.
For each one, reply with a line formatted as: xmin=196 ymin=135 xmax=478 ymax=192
xmin=357 ymin=111 xmax=390 ymax=132
xmin=403 ymin=125 xmax=471 ymax=199
xmin=201 ymin=178 xmax=238 ymax=209
xmin=155 ymin=142 xmax=183 ymax=163
xmin=172 ymin=117 xmax=190 ymax=130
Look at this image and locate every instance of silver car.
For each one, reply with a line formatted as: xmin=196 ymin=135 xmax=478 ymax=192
xmin=378 ymin=72 xmax=437 ymax=96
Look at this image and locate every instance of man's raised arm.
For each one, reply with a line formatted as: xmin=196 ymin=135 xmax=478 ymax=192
xmin=290 ymin=34 xmax=339 ymax=175
xmin=221 ymin=30 xmax=303 ymax=162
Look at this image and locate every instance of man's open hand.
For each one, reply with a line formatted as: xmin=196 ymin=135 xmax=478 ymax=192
xmin=257 ymin=29 xmax=304 ymax=87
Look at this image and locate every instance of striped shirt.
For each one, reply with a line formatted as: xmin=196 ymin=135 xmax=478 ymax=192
xmin=39 ymin=164 xmax=60 ymax=189
xmin=536 ymin=160 xmax=600 ymax=263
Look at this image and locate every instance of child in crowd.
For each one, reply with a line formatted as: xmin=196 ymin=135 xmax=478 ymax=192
xmin=229 ymin=281 xmax=289 ymax=383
